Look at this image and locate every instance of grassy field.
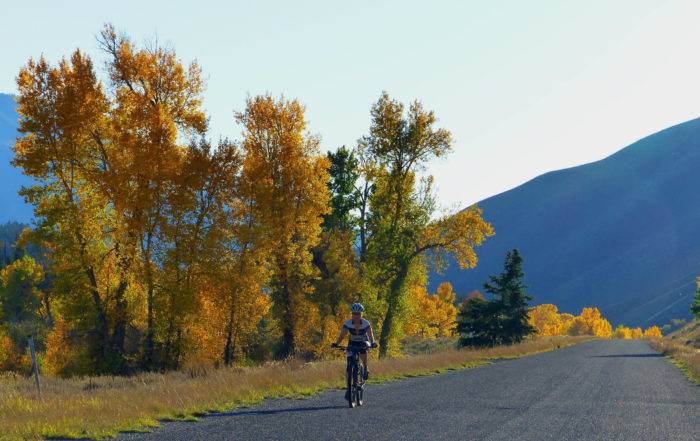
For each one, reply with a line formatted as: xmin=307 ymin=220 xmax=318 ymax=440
xmin=0 ymin=336 xmax=588 ymax=440
xmin=648 ymin=336 xmax=700 ymax=385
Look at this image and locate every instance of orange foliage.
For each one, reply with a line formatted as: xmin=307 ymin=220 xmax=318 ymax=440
xmin=0 ymin=332 xmax=23 ymax=372
xmin=236 ymin=94 xmax=330 ymax=357
xmin=43 ymin=317 xmax=92 ymax=376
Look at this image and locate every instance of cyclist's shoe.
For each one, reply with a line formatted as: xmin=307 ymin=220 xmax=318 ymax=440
xmin=363 ymin=368 xmax=369 ymax=381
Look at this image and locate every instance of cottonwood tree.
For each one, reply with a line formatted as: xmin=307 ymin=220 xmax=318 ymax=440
xmin=528 ymin=304 xmax=564 ymax=336
xmin=359 ymin=92 xmax=493 ymax=356
xmin=236 ymin=95 xmax=330 ymax=358
xmin=14 ymin=24 xmax=208 ymax=372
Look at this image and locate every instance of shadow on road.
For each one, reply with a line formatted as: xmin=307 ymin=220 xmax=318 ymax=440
xmin=592 ymin=353 xmax=663 ymax=358
xmin=210 ymin=405 xmax=347 ymax=418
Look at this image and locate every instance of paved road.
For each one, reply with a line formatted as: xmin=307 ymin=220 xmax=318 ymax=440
xmin=120 ymin=340 xmax=699 ymax=441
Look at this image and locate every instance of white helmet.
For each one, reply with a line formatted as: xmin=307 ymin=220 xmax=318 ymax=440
xmin=351 ymin=302 xmax=365 ymax=313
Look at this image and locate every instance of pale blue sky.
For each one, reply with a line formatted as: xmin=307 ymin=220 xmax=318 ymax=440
xmin=2 ymin=0 xmax=699 ymax=207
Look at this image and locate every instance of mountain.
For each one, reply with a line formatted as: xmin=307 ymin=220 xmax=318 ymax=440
xmin=431 ymin=118 xmax=700 ymax=328
xmin=0 ymin=93 xmax=33 ymax=223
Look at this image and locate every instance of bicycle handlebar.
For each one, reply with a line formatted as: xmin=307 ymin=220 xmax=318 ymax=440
xmin=332 ymin=343 xmax=378 ymax=350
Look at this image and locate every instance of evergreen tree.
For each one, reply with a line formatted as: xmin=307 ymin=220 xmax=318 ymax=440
xmin=323 ymin=146 xmax=360 ymax=232
xmin=457 ymin=249 xmax=534 ymax=346
xmin=457 ymin=295 xmax=503 ymax=346
xmin=692 ymin=277 xmax=700 ymax=320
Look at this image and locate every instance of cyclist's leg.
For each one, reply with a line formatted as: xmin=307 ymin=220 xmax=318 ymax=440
xmin=360 ymin=351 xmax=369 ymax=379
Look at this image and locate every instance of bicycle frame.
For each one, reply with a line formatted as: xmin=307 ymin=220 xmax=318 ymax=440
xmin=337 ymin=345 xmax=368 ymax=408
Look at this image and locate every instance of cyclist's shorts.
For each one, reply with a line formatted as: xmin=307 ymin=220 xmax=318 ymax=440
xmin=346 ymin=341 xmax=369 ymax=357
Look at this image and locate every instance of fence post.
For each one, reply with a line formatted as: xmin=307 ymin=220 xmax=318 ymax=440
xmin=28 ymin=335 xmax=41 ymax=397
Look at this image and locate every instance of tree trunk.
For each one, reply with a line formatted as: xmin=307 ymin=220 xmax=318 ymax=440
xmin=281 ymin=326 xmax=294 ymax=359
xmin=145 ymin=282 xmax=154 ymax=368
xmin=223 ymin=299 xmax=236 ymax=366
xmin=111 ymin=280 xmax=129 ymax=370
xmin=378 ymin=262 xmax=410 ymax=358
xmin=85 ymin=266 xmax=110 ymax=364
xmin=143 ymin=232 xmax=155 ymax=369
xmin=279 ymin=281 xmax=296 ymax=358
xmin=378 ymin=306 xmax=394 ymax=358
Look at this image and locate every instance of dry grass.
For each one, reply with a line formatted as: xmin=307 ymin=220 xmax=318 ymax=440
xmin=667 ymin=319 xmax=700 ymax=349
xmin=0 ymin=336 xmax=587 ymax=440
xmin=648 ymin=337 xmax=700 ymax=385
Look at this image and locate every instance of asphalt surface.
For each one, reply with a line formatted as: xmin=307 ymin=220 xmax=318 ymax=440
xmin=119 ymin=340 xmax=699 ymax=441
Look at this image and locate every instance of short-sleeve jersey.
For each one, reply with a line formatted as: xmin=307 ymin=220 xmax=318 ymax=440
xmin=343 ymin=318 xmax=371 ymax=343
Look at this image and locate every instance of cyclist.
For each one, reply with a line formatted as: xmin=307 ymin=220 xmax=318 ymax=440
xmin=331 ymin=302 xmax=378 ymax=387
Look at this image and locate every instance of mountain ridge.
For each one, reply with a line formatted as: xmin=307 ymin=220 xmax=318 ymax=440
xmin=431 ymin=116 xmax=700 ymax=327
xmin=0 ymin=93 xmax=33 ymax=223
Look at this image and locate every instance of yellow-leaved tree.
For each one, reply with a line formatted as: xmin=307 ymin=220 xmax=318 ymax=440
xmin=643 ymin=326 xmax=662 ymax=338
xmin=528 ymin=304 xmax=564 ymax=336
xmin=568 ymin=307 xmax=613 ymax=338
xmin=15 ymin=24 xmax=209 ymax=373
xmin=614 ymin=325 xmax=633 ymax=339
xmin=404 ymin=282 xmax=458 ymax=339
xmin=236 ymin=95 xmax=330 ymax=358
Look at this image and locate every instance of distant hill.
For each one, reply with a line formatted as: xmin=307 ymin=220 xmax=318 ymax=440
xmin=431 ymin=118 xmax=700 ymax=327
xmin=0 ymin=93 xmax=33 ymax=223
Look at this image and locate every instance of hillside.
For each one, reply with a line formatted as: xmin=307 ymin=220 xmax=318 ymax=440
xmin=432 ymin=118 xmax=700 ymax=327
xmin=0 ymin=93 xmax=32 ymax=223
xmin=668 ymin=319 xmax=700 ymax=348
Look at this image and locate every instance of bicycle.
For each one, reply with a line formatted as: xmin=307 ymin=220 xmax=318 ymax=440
xmin=333 ymin=343 xmax=374 ymax=408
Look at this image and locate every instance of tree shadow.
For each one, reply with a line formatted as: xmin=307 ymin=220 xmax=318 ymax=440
xmin=593 ymin=353 xmax=663 ymax=358
xmin=210 ymin=404 xmax=348 ymax=418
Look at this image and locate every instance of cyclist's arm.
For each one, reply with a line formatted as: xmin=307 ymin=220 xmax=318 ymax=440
xmin=367 ymin=324 xmax=377 ymax=345
xmin=334 ymin=325 xmax=348 ymax=346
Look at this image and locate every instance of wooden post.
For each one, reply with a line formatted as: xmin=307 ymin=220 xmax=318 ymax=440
xmin=28 ymin=335 xmax=41 ymax=397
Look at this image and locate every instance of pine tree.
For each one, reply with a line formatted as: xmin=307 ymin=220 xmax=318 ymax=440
xmin=323 ymin=146 xmax=360 ymax=232
xmin=692 ymin=277 xmax=700 ymax=320
xmin=457 ymin=249 xmax=534 ymax=346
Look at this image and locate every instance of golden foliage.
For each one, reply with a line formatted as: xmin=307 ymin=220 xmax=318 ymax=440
xmin=528 ymin=304 xmax=565 ymax=336
xmin=43 ymin=317 xmax=92 ymax=377
xmin=530 ymin=305 xmax=663 ymax=341
xmin=614 ymin=325 xmax=633 ymax=339
xmin=404 ymin=282 xmax=458 ymax=339
xmin=567 ymin=307 xmax=612 ymax=338
xmin=422 ymin=207 xmax=495 ymax=272
xmin=529 ymin=306 xmax=616 ymax=338
xmin=236 ymin=94 xmax=330 ymax=357
xmin=0 ymin=332 xmax=23 ymax=372
xmin=643 ymin=325 xmax=662 ymax=338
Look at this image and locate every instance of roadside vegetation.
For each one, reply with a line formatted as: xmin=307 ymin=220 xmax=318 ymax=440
xmin=647 ymin=337 xmax=700 ymax=384
xmin=647 ymin=280 xmax=700 ymax=385
xmin=0 ymin=335 xmax=587 ymax=441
